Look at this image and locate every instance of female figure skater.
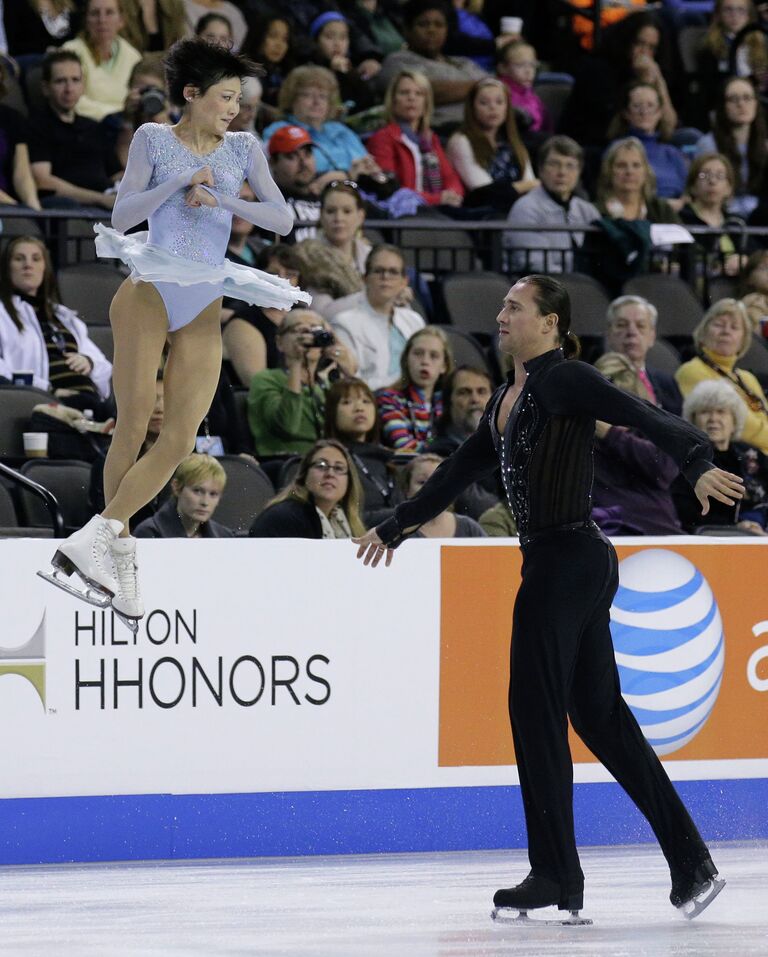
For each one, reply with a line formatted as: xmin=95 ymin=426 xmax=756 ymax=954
xmin=39 ymin=38 xmax=308 ymax=629
xmin=353 ymin=275 xmax=742 ymax=922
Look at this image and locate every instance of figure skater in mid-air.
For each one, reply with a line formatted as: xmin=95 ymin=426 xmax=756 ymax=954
xmin=39 ymin=39 xmax=308 ymax=630
xmin=354 ymin=275 xmax=741 ymax=924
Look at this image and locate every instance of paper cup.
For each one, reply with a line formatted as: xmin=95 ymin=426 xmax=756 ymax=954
xmin=501 ymin=16 xmax=523 ymax=35
xmin=23 ymin=432 xmax=48 ymax=458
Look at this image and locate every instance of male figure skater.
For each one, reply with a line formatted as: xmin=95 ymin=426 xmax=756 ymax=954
xmin=354 ymin=275 xmax=741 ymax=922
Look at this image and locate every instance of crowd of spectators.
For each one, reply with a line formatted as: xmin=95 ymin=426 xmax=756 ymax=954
xmin=2 ymin=0 xmax=768 ymax=541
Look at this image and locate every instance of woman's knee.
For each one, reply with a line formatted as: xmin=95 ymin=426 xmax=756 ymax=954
xmin=153 ymin=426 xmax=197 ymax=462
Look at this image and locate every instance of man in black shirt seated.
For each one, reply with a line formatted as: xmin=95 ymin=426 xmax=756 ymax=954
xmin=29 ymin=50 xmax=123 ymax=212
xmin=267 ymin=125 xmax=322 ymax=243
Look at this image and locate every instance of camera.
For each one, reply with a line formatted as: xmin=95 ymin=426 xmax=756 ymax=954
xmin=307 ymin=326 xmax=335 ymax=348
xmin=139 ymin=85 xmax=167 ymax=118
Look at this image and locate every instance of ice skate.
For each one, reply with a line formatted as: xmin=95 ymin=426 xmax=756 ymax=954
xmin=671 ymin=859 xmax=726 ymax=920
xmin=491 ymin=873 xmax=592 ymax=926
xmin=37 ymin=515 xmax=123 ymax=608
xmin=110 ymin=536 xmax=144 ymax=636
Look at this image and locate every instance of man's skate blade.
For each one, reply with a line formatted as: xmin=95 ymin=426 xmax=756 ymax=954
xmin=680 ymin=877 xmax=726 ymax=920
xmin=37 ymin=570 xmax=112 ymax=608
xmin=491 ymin=907 xmax=593 ymax=926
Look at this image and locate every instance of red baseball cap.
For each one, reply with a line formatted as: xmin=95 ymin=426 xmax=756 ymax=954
xmin=268 ymin=125 xmax=313 ymax=157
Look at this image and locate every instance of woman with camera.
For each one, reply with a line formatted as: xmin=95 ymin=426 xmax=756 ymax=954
xmin=247 ymin=309 xmax=357 ymax=460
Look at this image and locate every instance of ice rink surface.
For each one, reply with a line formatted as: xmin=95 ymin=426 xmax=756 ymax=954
xmin=1 ymin=842 xmax=766 ymax=956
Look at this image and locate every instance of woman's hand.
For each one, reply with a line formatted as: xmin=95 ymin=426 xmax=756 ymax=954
xmin=393 ymin=285 xmax=414 ymax=308
xmin=694 ymin=467 xmax=745 ymax=515
xmin=440 ymin=189 xmax=463 ymax=207
xmin=189 ymin=165 xmax=214 ymax=188
xmin=353 ymin=528 xmax=394 ymax=567
xmin=323 ymin=339 xmax=357 ymax=376
xmin=513 ymin=178 xmax=541 ymax=196
xmin=185 ymin=185 xmax=218 ymax=208
xmin=737 ymin=519 xmax=768 ymax=536
xmin=64 ymin=353 xmax=94 ymax=375
xmin=357 ymin=58 xmax=381 ymax=81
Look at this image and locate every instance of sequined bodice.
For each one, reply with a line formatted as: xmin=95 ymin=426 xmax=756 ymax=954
xmin=143 ymin=123 xmax=251 ymax=265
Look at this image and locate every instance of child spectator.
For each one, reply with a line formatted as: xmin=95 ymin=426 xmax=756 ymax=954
xmin=249 ymin=439 xmax=366 ymax=538
xmin=377 ymin=325 xmax=453 ymax=451
xmin=181 ymin=0 xmax=246 ymax=51
xmin=134 ymin=453 xmax=234 ymax=538
xmin=446 ymin=76 xmax=537 ymax=210
xmin=400 ymin=453 xmax=486 ymax=537
xmin=309 ymin=11 xmax=378 ymax=113
xmin=244 ymin=16 xmax=295 ymax=124
xmin=496 ymin=39 xmax=552 ymax=135
xmin=324 ymin=377 xmax=403 ymax=525
xmin=195 ymin=11 xmax=233 ymax=48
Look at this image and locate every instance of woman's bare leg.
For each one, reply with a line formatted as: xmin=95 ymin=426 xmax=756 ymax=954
xmin=103 ymin=297 xmax=223 ymax=526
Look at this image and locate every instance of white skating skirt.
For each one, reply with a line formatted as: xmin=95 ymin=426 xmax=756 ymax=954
xmin=94 ymin=224 xmax=311 ymax=311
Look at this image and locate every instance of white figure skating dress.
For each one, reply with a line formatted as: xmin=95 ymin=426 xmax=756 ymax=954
xmin=95 ymin=122 xmax=310 ymax=330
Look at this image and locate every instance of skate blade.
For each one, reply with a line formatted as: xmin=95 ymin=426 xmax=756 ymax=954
xmin=491 ymin=907 xmax=593 ymax=926
xmin=114 ymin=610 xmax=140 ymax=635
xmin=679 ymin=877 xmax=726 ymax=920
xmin=37 ymin=570 xmax=112 ymax=609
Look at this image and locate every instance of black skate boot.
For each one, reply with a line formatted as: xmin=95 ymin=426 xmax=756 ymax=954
xmin=491 ymin=873 xmax=591 ymax=926
xmin=670 ymin=859 xmax=725 ymax=919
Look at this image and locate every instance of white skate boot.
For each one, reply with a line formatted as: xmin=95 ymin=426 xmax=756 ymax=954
xmin=110 ymin=536 xmax=144 ymax=635
xmin=38 ymin=515 xmax=123 ymax=608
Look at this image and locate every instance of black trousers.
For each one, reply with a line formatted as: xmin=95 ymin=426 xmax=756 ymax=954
xmin=509 ymin=527 xmax=710 ymax=893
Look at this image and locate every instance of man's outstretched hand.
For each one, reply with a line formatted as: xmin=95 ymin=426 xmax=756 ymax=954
xmin=353 ymin=529 xmax=394 ymax=568
xmin=694 ymin=467 xmax=745 ymax=515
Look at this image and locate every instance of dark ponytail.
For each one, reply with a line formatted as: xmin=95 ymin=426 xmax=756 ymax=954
xmin=518 ymin=274 xmax=581 ymax=360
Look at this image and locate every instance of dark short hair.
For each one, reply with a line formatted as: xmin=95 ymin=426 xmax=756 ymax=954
xmin=538 ymin=135 xmax=584 ymax=169
xmin=437 ymin=365 xmax=493 ymax=434
xmin=256 ymin=242 xmax=303 ymax=279
xmin=402 ymin=0 xmax=456 ymax=29
xmin=324 ymin=378 xmax=382 ymax=444
xmin=164 ymin=38 xmax=261 ymax=108
xmin=195 ymin=12 xmax=233 ymax=37
xmin=42 ymin=49 xmax=83 ymax=83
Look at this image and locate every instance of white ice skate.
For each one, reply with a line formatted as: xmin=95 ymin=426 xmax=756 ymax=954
xmin=38 ymin=515 xmax=123 ymax=608
xmin=110 ymin=536 xmax=144 ymax=635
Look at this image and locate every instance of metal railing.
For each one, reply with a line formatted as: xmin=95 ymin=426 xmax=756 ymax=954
xmin=0 ymin=461 xmax=65 ymax=537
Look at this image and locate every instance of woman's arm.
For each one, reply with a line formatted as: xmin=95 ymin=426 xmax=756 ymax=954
xmin=12 ymin=143 xmax=41 ymax=211
xmin=223 ymin=317 xmax=267 ymax=386
xmin=378 ymin=391 xmax=419 ymax=451
xmin=444 ymin=133 xmax=486 ymax=190
xmin=202 ymin=137 xmax=294 ymax=235
xmin=66 ymin=309 xmax=113 ymax=401
xmin=111 ymin=125 xmax=193 ymax=232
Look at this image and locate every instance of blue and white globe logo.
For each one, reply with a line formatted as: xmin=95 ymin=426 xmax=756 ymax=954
xmin=610 ymin=550 xmax=725 ymax=757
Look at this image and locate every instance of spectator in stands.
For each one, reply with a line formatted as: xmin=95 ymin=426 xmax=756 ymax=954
xmin=223 ymin=244 xmax=302 ymax=386
xmin=244 ymin=16 xmax=295 ymax=124
xmin=62 ymin=0 xmax=142 ymax=123
xmin=368 ymin=68 xmax=464 ymax=207
xmin=330 ymin=244 xmax=424 ymax=390
xmin=344 ymin=0 xmax=405 ymax=59
xmin=292 ymin=238 xmax=364 ymax=318
xmin=697 ymin=0 xmax=768 ymax=105
xmin=181 ymin=0 xmax=246 ymax=51
xmin=676 ymin=297 xmax=768 ymax=452
xmin=673 ymin=379 xmax=768 ymax=531
xmin=695 ymin=76 xmax=767 ymax=218
xmin=504 ymin=135 xmax=599 ymax=274
xmin=400 ymin=452 xmax=487 ymax=536
xmin=607 ymin=81 xmax=688 ymax=200
xmin=134 ymin=452 xmax=234 ymax=537
xmin=680 ymin=152 xmax=754 ymax=276
xmin=561 ymin=11 xmax=678 ymax=150
xmin=377 ymin=325 xmax=453 ymax=451
xmin=604 ymin=294 xmax=684 ymax=414
xmin=267 ymin=125 xmax=323 ymax=242
xmin=377 ymin=0 xmax=488 ymax=130
xmin=120 ymin=0 xmax=185 ymax=53
xmin=590 ymin=351 xmax=683 ymax=534
xmin=445 ymin=77 xmax=537 ymax=210
xmin=195 ymin=11 xmax=232 ymax=47
xmin=249 ymin=438 xmax=366 ymax=538
xmin=263 ymin=65 xmax=381 ymax=181
xmin=29 ymin=50 xmax=122 ymax=211
xmin=739 ymin=248 xmax=768 ymax=330
xmin=429 ymin=365 xmax=501 ymax=519
xmin=308 ymin=11 xmax=379 ymax=113
xmin=4 ymin=0 xmax=73 ymax=60
xmin=0 ymin=236 xmax=113 ymax=411
xmin=318 ymin=180 xmax=371 ymax=274
xmin=0 ymin=65 xmax=41 ymax=211
xmin=597 ymin=137 xmax=682 ymax=222
xmin=324 ymin=377 xmax=403 ymax=524
xmin=115 ymin=54 xmax=172 ymax=169
xmin=478 ymin=499 xmax=518 ymax=536
xmin=496 ymin=39 xmax=552 ymax=136
xmin=247 ymin=309 xmax=357 ymax=458
xmin=228 ymin=76 xmax=261 ymax=135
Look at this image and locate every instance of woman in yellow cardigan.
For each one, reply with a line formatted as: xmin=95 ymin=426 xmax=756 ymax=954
xmin=676 ymin=298 xmax=768 ymax=454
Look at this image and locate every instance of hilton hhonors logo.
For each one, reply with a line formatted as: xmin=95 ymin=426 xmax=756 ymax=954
xmin=0 ymin=612 xmax=46 ymax=710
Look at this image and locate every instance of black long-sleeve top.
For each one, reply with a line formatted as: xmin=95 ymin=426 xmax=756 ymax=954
xmin=377 ymin=349 xmax=715 ymax=547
